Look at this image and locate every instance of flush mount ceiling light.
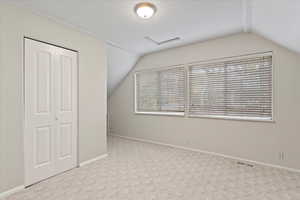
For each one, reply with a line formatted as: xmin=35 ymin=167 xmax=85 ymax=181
xmin=134 ymin=2 xmax=157 ymax=19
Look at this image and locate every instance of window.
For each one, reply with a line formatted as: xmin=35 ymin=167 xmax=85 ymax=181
xmin=134 ymin=52 xmax=273 ymax=121
xmin=188 ymin=54 xmax=273 ymax=121
xmin=135 ymin=66 xmax=185 ymax=115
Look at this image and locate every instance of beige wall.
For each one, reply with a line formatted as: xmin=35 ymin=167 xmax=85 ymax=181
xmin=110 ymin=33 xmax=300 ymax=170
xmin=0 ymin=3 xmax=107 ymax=193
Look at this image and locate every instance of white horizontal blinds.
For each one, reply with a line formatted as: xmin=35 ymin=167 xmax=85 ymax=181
xmin=136 ymin=67 xmax=185 ymax=113
xmin=159 ymin=67 xmax=185 ymax=112
xmin=136 ymin=71 xmax=160 ymax=112
xmin=189 ymin=55 xmax=272 ymax=120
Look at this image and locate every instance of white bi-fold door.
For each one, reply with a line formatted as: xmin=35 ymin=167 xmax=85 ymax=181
xmin=24 ymin=38 xmax=78 ymax=186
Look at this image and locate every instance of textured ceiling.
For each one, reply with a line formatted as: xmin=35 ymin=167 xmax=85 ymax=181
xmin=106 ymin=44 xmax=139 ymax=93
xmin=1 ymin=0 xmax=300 ymax=95
xmin=1 ymin=0 xmax=245 ymax=54
xmin=251 ymin=0 xmax=300 ymax=55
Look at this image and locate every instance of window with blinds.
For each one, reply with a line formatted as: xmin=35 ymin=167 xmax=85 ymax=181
xmin=135 ymin=67 xmax=185 ymax=115
xmin=188 ymin=54 xmax=273 ymax=120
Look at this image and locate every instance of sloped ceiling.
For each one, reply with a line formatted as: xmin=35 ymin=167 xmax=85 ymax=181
xmin=106 ymin=44 xmax=139 ymax=94
xmin=1 ymin=0 xmax=299 ymax=95
xmin=251 ymin=0 xmax=300 ymax=55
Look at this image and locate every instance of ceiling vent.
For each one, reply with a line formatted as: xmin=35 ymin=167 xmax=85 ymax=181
xmin=145 ymin=36 xmax=181 ymax=46
xmin=237 ymin=161 xmax=254 ymax=168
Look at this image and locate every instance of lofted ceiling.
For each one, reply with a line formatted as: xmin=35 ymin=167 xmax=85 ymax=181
xmin=106 ymin=44 xmax=139 ymax=93
xmin=1 ymin=0 xmax=300 ymax=95
xmin=251 ymin=0 xmax=300 ymax=56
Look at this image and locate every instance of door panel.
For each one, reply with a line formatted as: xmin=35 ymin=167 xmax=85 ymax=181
xmin=35 ymin=126 xmax=52 ymax=167
xmin=25 ymin=39 xmax=56 ymax=185
xmin=59 ymin=123 xmax=72 ymax=158
xmin=60 ymin=56 xmax=73 ymax=112
xmin=36 ymin=51 xmax=51 ymax=114
xmin=55 ymin=50 xmax=77 ymax=173
xmin=24 ymin=38 xmax=77 ymax=186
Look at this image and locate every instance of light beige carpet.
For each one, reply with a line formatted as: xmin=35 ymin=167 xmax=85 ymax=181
xmin=5 ymin=136 xmax=300 ymax=200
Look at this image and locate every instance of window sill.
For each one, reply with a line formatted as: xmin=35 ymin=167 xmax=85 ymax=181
xmin=188 ymin=114 xmax=274 ymax=123
xmin=134 ymin=111 xmax=185 ymax=117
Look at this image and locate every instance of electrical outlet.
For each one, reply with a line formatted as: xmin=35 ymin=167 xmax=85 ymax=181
xmin=278 ymin=152 xmax=285 ymax=161
xmin=278 ymin=152 xmax=281 ymax=160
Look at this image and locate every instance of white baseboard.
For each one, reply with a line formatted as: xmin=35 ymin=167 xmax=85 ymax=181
xmin=110 ymin=134 xmax=300 ymax=174
xmin=79 ymin=154 xmax=108 ymax=167
xmin=0 ymin=185 xmax=24 ymax=199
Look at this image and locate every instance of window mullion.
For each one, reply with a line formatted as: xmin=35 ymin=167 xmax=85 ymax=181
xmin=185 ymin=64 xmax=190 ymax=117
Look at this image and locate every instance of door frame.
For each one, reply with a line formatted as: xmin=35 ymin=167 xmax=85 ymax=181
xmin=22 ymin=36 xmax=79 ymax=187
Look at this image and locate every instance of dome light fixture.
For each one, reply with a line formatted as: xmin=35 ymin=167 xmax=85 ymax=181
xmin=134 ymin=2 xmax=157 ymax=19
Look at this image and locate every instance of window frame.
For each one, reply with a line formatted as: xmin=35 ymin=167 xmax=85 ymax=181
xmin=134 ymin=65 xmax=186 ymax=117
xmin=187 ymin=52 xmax=274 ymax=122
xmin=134 ymin=52 xmax=274 ymax=122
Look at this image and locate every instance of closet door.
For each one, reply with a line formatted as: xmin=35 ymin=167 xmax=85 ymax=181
xmin=54 ymin=47 xmax=78 ymax=174
xmin=24 ymin=38 xmax=77 ymax=186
